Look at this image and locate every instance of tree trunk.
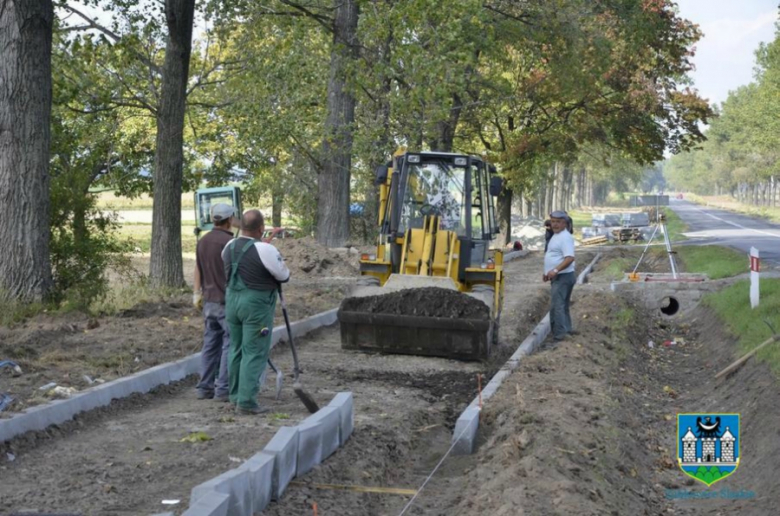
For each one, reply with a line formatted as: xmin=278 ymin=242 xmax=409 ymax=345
xmin=316 ymin=0 xmax=359 ymax=248
xmin=0 ymin=0 xmax=54 ymax=302
xmin=497 ymin=185 xmax=512 ymax=246
xmin=271 ymin=191 xmax=283 ymax=228
xmin=430 ymin=92 xmax=462 ymax=152
xmin=149 ymin=0 xmax=195 ymax=288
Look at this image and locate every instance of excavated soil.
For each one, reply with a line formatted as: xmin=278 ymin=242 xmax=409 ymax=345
xmin=0 ymin=256 xmax=552 ymax=516
xmin=268 ymin=290 xmax=780 ymax=515
xmin=5 ymin=250 xmax=777 ymax=515
xmin=0 ymin=278 xmax=352 ymax=416
xmin=341 ymin=287 xmax=491 ymax=319
xmin=274 ymin=237 xmax=364 ymax=277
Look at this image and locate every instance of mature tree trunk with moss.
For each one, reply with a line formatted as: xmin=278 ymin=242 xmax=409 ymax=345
xmin=149 ymin=0 xmax=195 ymax=287
xmin=316 ymin=0 xmax=359 ymax=248
xmin=0 ymin=0 xmax=54 ymax=302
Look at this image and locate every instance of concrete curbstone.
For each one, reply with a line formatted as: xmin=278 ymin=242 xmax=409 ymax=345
xmin=452 ymin=253 xmax=600 ymax=454
xmin=167 ymin=354 xmax=200 ymax=383
xmin=0 ymin=307 xmax=338 ymax=444
xmin=190 ymin=467 xmax=252 ymax=516
xmin=295 ymin=419 xmax=323 ymax=476
xmin=303 ymin=406 xmax=341 ymax=460
xmin=182 ymin=491 xmax=230 ymax=516
xmin=452 ymin=407 xmax=481 ymax=455
xmin=504 ymin=249 xmax=530 ymax=262
xmin=263 ymin=426 xmax=299 ymax=500
xmin=241 ymin=452 xmax=274 ymax=513
xmin=328 ymin=392 xmax=354 ymax=446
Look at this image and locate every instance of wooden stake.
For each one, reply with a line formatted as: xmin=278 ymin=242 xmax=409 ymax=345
xmin=715 ymin=335 xmax=780 ymax=379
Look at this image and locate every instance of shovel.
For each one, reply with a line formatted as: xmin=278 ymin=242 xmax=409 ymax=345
xmin=265 ymin=358 xmax=284 ymax=401
xmin=278 ymin=286 xmax=320 ymax=414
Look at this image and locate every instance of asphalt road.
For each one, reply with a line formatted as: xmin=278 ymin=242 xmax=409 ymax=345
xmin=668 ymin=199 xmax=780 ymax=268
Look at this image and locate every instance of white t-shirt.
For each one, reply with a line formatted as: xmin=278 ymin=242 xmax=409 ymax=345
xmin=544 ymin=230 xmax=575 ymax=274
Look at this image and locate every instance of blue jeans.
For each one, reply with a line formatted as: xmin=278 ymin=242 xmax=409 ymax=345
xmin=196 ymin=302 xmax=230 ymax=397
xmin=550 ymin=272 xmax=575 ymax=339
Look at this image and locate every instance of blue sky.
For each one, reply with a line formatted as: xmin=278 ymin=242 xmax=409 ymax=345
xmin=676 ymin=0 xmax=778 ymax=107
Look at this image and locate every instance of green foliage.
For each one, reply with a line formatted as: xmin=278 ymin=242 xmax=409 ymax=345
xmin=49 ymin=174 xmax=134 ymax=310
xmin=704 ymin=279 xmax=780 ymax=374
xmin=688 ymin=466 xmax=730 ymax=485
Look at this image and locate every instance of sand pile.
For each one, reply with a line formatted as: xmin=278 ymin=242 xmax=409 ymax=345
xmin=273 ymin=237 xmax=360 ymax=277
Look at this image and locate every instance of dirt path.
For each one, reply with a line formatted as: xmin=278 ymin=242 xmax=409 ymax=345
xmin=0 ymin=255 xmax=553 ymax=515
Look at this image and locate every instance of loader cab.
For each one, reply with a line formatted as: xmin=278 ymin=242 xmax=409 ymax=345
xmin=379 ymin=151 xmax=501 ymax=278
xmin=193 ymin=186 xmax=242 ymax=237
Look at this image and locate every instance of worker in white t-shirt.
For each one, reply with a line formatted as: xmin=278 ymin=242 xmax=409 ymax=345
xmin=543 ymin=210 xmax=576 ymax=342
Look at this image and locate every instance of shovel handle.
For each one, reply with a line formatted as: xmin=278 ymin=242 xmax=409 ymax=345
xmin=278 ymin=286 xmax=302 ymax=383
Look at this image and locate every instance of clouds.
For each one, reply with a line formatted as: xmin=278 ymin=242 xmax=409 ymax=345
xmin=676 ymin=0 xmax=778 ymax=106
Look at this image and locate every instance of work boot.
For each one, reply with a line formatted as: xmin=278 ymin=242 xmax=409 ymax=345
xmin=236 ymin=405 xmax=270 ymax=416
xmin=215 ymin=394 xmax=230 ymax=403
xmin=196 ymin=390 xmax=214 ymax=400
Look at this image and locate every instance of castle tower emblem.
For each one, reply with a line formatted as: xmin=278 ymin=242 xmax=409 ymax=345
xmin=677 ymin=414 xmax=740 ymax=486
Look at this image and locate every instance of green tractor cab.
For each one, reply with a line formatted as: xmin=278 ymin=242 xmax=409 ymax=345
xmin=193 ymin=186 xmax=243 ymax=238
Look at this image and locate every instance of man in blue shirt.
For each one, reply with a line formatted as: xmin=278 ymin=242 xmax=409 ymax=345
xmin=543 ymin=210 xmax=576 ymax=342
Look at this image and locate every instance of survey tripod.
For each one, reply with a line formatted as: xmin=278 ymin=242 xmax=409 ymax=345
xmin=629 ymin=211 xmax=678 ymax=280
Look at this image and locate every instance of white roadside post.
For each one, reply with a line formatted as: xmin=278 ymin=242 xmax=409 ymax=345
xmin=750 ymin=247 xmax=760 ymax=308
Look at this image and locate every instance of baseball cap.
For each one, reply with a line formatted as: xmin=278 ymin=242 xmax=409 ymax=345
xmin=550 ymin=210 xmax=568 ymax=219
xmin=211 ymin=203 xmax=235 ymax=222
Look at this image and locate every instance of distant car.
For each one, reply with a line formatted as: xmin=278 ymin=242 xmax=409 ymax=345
xmin=262 ymin=227 xmax=298 ymax=243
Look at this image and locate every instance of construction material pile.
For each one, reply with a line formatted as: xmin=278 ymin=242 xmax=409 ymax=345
xmin=510 ymin=216 xmax=549 ymax=250
xmin=340 ymin=287 xmax=490 ymax=319
xmin=273 ymin=237 xmax=360 ymax=277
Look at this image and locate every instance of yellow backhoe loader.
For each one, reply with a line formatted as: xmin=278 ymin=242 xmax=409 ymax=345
xmin=338 ymin=150 xmax=505 ymax=361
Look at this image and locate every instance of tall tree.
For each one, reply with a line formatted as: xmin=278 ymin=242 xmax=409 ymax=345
xmin=317 ymin=0 xmax=359 ymax=247
xmin=0 ymin=0 xmax=55 ymax=302
xmin=149 ymin=0 xmax=196 ymax=287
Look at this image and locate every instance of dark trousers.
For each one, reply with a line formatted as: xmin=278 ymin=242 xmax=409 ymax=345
xmin=196 ymin=302 xmax=230 ymax=397
xmin=550 ymin=272 xmax=575 ymax=339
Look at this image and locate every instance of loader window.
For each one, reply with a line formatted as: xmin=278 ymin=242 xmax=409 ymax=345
xmin=400 ymin=161 xmax=465 ymax=234
xmin=469 ymin=164 xmax=486 ymax=240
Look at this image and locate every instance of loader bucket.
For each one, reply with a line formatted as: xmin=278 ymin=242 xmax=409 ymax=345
xmin=337 ymin=284 xmax=495 ymax=361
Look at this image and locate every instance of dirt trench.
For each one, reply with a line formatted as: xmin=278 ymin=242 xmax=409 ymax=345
xmin=268 ymin=267 xmax=780 ymax=515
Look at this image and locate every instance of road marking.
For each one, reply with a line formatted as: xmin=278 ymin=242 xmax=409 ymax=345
xmin=686 ymin=205 xmax=780 ymax=239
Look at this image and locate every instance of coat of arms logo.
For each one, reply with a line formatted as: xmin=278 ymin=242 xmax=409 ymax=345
xmin=677 ymin=413 xmax=740 ymax=486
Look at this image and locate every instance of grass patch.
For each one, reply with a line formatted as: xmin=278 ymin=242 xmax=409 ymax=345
xmin=704 ymin=279 xmax=780 ymax=374
xmin=677 ymin=246 xmax=747 ymax=279
xmin=600 ymin=257 xmax=636 ymax=280
xmin=117 ymin=224 xmax=198 ymax=254
xmin=662 ymin=207 xmax=687 ymax=242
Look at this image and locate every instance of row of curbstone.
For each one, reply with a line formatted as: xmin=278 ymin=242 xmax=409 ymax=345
xmin=452 ymin=253 xmax=602 ymax=455
xmin=180 ymin=392 xmax=354 ymax=516
xmin=0 ymin=308 xmax=339 ymax=444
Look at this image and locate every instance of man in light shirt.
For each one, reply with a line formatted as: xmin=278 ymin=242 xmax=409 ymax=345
xmin=543 ymin=210 xmax=576 ymax=342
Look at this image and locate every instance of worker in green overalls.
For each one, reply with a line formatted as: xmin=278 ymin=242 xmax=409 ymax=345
xmin=221 ymin=210 xmax=291 ymax=415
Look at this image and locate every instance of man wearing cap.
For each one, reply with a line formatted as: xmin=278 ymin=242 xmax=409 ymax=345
xmin=223 ymin=210 xmax=291 ymax=415
xmin=543 ymin=210 xmax=576 ymax=342
xmin=193 ymin=203 xmax=236 ymax=401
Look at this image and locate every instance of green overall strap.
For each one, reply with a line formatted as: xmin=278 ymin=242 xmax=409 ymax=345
xmin=227 ymin=238 xmax=256 ymax=288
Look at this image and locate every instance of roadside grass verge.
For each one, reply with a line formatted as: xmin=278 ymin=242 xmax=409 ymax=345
xmin=601 ymin=257 xmax=636 ymax=280
xmin=704 ymin=279 xmax=780 ymax=374
xmin=662 ymin=207 xmax=687 ymax=242
xmin=676 ymin=246 xmax=748 ymax=279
